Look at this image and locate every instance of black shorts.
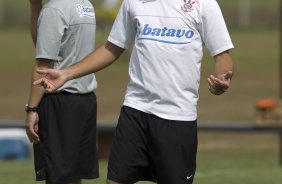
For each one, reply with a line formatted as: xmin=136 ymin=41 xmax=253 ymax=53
xmin=34 ymin=92 xmax=99 ymax=183
xmin=107 ymin=106 xmax=198 ymax=184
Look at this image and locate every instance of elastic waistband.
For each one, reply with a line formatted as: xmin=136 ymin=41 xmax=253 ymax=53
xmin=44 ymin=91 xmax=94 ymax=96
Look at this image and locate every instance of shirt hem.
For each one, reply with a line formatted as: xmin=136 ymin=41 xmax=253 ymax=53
xmin=35 ymin=54 xmax=58 ymax=61
xmin=108 ymin=37 xmax=130 ymax=49
xmin=123 ymin=102 xmax=197 ymax=121
xmin=210 ymin=44 xmax=234 ymax=56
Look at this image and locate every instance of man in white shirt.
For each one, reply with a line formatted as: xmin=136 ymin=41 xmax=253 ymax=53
xmin=35 ymin=0 xmax=234 ymax=183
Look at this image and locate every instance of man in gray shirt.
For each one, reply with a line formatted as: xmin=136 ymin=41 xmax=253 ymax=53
xmin=25 ymin=0 xmax=98 ymax=183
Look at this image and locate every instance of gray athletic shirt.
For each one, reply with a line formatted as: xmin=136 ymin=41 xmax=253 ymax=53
xmin=36 ymin=0 xmax=97 ymax=94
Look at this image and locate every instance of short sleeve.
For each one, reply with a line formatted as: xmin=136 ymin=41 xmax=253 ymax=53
xmin=36 ymin=7 xmax=68 ymax=60
xmin=200 ymin=0 xmax=234 ymax=56
xmin=107 ymin=0 xmax=135 ymax=49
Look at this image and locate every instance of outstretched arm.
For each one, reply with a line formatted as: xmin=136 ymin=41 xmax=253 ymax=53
xmin=34 ymin=41 xmax=125 ymax=92
xmin=208 ymin=50 xmax=234 ymax=95
xmin=29 ymin=0 xmax=43 ymax=46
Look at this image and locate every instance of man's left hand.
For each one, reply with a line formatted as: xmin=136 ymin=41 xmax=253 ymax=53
xmin=207 ymin=71 xmax=232 ymax=95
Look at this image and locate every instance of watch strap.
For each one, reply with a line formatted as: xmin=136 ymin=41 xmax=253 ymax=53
xmin=25 ymin=104 xmax=37 ymax=112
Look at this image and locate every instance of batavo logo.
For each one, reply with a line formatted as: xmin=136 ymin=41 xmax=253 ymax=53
xmin=181 ymin=0 xmax=196 ymax=13
xmin=137 ymin=23 xmax=194 ymax=45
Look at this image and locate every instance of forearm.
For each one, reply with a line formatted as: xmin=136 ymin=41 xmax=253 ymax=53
xmin=29 ymin=1 xmax=43 ymax=46
xmin=64 ymin=41 xmax=125 ymax=80
xmin=27 ymin=59 xmax=53 ymax=107
xmin=207 ymin=51 xmax=234 ymax=95
xmin=213 ymin=51 xmax=234 ymax=77
xmin=27 ymin=66 xmax=46 ymax=107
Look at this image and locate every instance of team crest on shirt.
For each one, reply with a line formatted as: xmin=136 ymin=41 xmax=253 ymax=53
xmin=181 ymin=0 xmax=196 ymax=13
xmin=76 ymin=4 xmax=95 ymax=18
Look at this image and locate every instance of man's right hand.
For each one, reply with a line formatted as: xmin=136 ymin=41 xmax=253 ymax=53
xmin=33 ymin=69 xmax=70 ymax=92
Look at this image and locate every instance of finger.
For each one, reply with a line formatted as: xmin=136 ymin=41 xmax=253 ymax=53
xmin=40 ymin=79 xmax=45 ymax=87
xmin=208 ymin=81 xmax=227 ymax=95
xmin=43 ymin=79 xmax=57 ymax=92
xmin=211 ymin=87 xmax=224 ymax=95
xmin=213 ymin=84 xmax=228 ymax=94
xmin=207 ymin=77 xmax=216 ymax=89
xmin=26 ymin=129 xmax=39 ymax=143
xmin=34 ymin=123 xmax=39 ymax=134
xmin=30 ymin=131 xmax=39 ymax=141
xmin=34 ymin=78 xmax=49 ymax=89
xmin=208 ymin=86 xmax=220 ymax=95
xmin=31 ymin=134 xmax=40 ymax=143
xmin=33 ymin=78 xmax=44 ymax=85
xmin=43 ymin=85 xmax=53 ymax=92
xmin=210 ymin=75 xmax=230 ymax=90
xmin=207 ymin=79 xmax=218 ymax=95
xmin=42 ymin=81 xmax=48 ymax=89
xmin=215 ymin=88 xmax=226 ymax=94
xmin=35 ymin=78 xmax=53 ymax=91
xmin=210 ymin=75 xmax=223 ymax=85
xmin=29 ymin=126 xmax=40 ymax=142
xmin=224 ymin=71 xmax=233 ymax=80
xmin=44 ymin=82 xmax=53 ymax=91
xmin=211 ymin=76 xmax=227 ymax=90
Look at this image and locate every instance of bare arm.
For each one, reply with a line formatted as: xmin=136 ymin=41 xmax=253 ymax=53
xmin=27 ymin=59 xmax=54 ymax=107
xmin=213 ymin=51 xmax=234 ymax=78
xmin=64 ymin=41 xmax=125 ymax=79
xmin=34 ymin=41 xmax=125 ymax=92
xmin=29 ymin=0 xmax=43 ymax=46
xmin=208 ymin=50 xmax=234 ymax=95
xmin=25 ymin=59 xmax=53 ymax=143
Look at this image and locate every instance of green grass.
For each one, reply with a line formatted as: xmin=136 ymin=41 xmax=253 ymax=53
xmin=0 ymin=159 xmax=108 ymax=184
xmin=1 ymin=132 xmax=282 ymax=184
xmin=195 ymin=132 xmax=282 ymax=184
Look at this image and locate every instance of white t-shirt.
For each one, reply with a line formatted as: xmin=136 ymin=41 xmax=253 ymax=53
xmin=108 ymin=0 xmax=234 ymax=121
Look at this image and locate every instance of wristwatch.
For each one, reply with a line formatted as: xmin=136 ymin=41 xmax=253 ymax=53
xmin=25 ymin=104 xmax=37 ymax=113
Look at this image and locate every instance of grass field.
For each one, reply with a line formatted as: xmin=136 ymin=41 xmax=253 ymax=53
xmin=1 ymin=132 xmax=282 ymax=184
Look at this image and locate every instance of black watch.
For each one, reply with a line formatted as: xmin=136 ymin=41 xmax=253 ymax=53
xmin=25 ymin=104 xmax=37 ymax=113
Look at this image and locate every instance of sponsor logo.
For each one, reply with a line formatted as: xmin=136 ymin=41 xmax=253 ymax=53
xmin=76 ymin=4 xmax=95 ymax=18
xmin=137 ymin=23 xmax=194 ymax=44
xmin=139 ymin=0 xmax=157 ymax=3
xmin=181 ymin=0 xmax=196 ymax=13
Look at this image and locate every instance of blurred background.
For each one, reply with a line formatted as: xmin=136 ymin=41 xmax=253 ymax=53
xmin=0 ymin=0 xmax=282 ymax=183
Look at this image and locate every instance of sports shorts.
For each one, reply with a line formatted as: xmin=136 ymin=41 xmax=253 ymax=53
xmin=34 ymin=91 xmax=99 ymax=183
xmin=107 ymin=106 xmax=198 ymax=184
